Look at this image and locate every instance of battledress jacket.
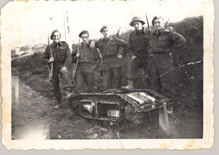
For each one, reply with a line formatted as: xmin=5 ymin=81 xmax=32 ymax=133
xmin=128 ymin=28 xmax=150 ymax=58
xmin=72 ymin=41 xmax=100 ymax=73
xmin=72 ymin=42 xmax=100 ymax=63
xmin=95 ymin=37 xmax=128 ymax=58
xmin=42 ymin=41 xmax=72 ymax=69
xmin=149 ymin=28 xmax=186 ymax=54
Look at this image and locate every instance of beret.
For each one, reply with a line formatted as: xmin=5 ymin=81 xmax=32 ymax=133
xmin=79 ymin=30 xmax=89 ymax=38
xmin=152 ymin=16 xmax=164 ymax=26
xmin=100 ymin=25 xmax=107 ymax=32
xmin=50 ymin=29 xmax=61 ymax=39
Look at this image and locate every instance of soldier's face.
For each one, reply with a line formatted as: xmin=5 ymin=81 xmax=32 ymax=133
xmin=52 ymin=32 xmax=61 ymax=43
xmin=133 ymin=22 xmax=143 ymax=31
xmin=154 ymin=18 xmax=165 ymax=30
xmin=81 ymin=34 xmax=89 ymax=44
xmin=101 ymin=29 xmax=109 ymax=38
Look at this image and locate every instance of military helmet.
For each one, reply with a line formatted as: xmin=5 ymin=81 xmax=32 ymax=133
xmin=130 ymin=16 xmax=145 ymax=26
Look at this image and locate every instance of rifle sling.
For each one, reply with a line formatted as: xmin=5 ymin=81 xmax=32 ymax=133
xmin=102 ymin=38 xmax=112 ymax=58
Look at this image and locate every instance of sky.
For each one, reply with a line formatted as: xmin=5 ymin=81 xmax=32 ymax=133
xmin=1 ymin=0 xmax=208 ymax=50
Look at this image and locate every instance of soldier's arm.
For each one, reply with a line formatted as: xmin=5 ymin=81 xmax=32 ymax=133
xmin=115 ymin=38 xmax=128 ymax=56
xmin=42 ymin=46 xmax=50 ymax=64
xmin=171 ymin=32 xmax=187 ymax=49
xmin=92 ymin=48 xmax=101 ymax=70
xmin=64 ymin=45 xmax=72 ymax=67
xmin=128 ymin=35 xmax=135 ymax=57
xmin=147 ymin=39 xmax=153 ymax=57
xmin=93 ymin=48 xmax=100 ymax=61
xmin=71 ymin=48 xmax=77 ymax=64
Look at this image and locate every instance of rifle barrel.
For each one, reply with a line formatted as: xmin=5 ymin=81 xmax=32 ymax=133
xmin=145 ymin=13 xmax=150 ymax=29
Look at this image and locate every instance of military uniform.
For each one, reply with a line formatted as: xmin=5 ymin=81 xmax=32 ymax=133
xmin=72 ymin=41 xmax=100 ymax=92
xmin=122 ymin=16 xmax=150 ymax=89
xmin=149 ymin=28 xmax=186 ymax=98
xmin=95 ymin=37 xmax=128 ymax=90
xmin=126 ymin=28 xmax=150 ymax=85
xmin=42 ymin=41 xmax=72 ymax=102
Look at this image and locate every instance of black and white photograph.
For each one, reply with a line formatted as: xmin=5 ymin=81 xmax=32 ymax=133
xmin=1 ymin=0 xmax=214 ymax=150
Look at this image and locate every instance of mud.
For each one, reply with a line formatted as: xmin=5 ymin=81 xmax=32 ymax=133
xmin=11 ymin=76 xmax=203 ymax=140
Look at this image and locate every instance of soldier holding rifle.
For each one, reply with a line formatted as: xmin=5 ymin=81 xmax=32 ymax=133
xmin=72 ymin=30 xmax=100 ymax=93
xmin=42 ymin=30 xmax=72 ymax=109
xmin=95 ymin=26 xmax=128 ymax=90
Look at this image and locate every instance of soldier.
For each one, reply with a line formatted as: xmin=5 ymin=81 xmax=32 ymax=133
xmin=42 ymin=30 xmax=72 ymax=109
xmin=72 ymin=30 xmax=100 ymax=92
xmin=149 ymin=16 xmax=186 ymax=105
xmin=122 ymin=16 xmax=150 ymax=89
xmin=95 ymin=26 xmax=128 ymax=90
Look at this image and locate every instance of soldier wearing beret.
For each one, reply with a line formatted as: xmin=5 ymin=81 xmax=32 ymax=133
xmin=95 ymin=26 xmax=128 ymax=90
xmin=72 ymin=30 xmax=100 ymax=92
xmin=149 ymin=16 xmax=186 ymax=104
xmin=42 ymin=30 xmax=72 ymax=109
xmin=122 ymin=16 xmax=150 ymax=89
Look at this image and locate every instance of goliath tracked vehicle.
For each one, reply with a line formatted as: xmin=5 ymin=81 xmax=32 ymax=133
xmin=68 ymin=89 xmax=173 ymax=133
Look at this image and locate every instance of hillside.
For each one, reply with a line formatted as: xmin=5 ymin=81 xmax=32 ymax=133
xmin=11 ymin=43 xmax=47 ymax=58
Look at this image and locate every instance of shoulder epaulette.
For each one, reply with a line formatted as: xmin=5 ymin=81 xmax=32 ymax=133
xmin=60 ymin=41 xmax=69 ymax=47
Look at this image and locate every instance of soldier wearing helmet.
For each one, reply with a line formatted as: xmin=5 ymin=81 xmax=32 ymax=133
xmin=122 ymin=16 xmax=150 ymax=89
xmin=42 ymin=30 xmax=72 ymax=109
xmin=149 ymin=16 xmax=186 ymax=105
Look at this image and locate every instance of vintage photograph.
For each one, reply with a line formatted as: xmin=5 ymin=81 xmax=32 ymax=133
xmin=1 ymin=0 xmax=214 ymax=150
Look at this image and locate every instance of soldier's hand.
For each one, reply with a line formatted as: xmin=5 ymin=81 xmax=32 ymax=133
xmin=117 ymin=54 xmax=123 ymax=59
xmin=92 ymin=64 xmax=97 ymax=70
xmin=48 ymin=57 xmax=54 ymax=63
xmin=169 ymin=52 xmax=173 ymax=58
xmin=149 ymin=53 xmax=153 ymax=59
xmin=131 ymin=55 xmax=136 ymax=60
xmin=61 ymin=66 xmax=68 ymax=73
xmin=89 ymin=40 xmax=95 ymax=49
xmin=76 ymin=53 xmax=80 ymax=57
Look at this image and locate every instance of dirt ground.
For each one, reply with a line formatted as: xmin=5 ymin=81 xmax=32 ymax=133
xmin=11 ymin=75 xmax=203 ymax=140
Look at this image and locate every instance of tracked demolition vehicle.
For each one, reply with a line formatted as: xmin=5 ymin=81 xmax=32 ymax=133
xmin=68 ymin=89 xmax=173 ymax=132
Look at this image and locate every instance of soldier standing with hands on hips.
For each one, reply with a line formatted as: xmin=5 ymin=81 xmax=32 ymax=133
xmin=95 ymin=26 xmax=128 ymax=90
xmin=42 ymin=30 xmax=72 ymax=109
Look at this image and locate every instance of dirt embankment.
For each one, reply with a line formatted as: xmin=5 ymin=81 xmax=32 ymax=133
xmin=12 ymin=76 xmax=117 ymax=139
xmin=12 ymin=75 xmax=203 ymax=139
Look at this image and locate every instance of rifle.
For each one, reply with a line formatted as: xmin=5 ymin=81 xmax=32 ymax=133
xmin=164 ymin=19 xmax=170 ymax=28
xmin=72 ymin=39 xmax=80 ymax=85
xmin=116 ymin=27 xmax=121 ymax=37
xmin=48 ymin=35 xmax=53 ymax=82
xmin=145 ymin=13 xmax=151 ymax=83
xmin=145 ymin=13 xmax=150 ymax=29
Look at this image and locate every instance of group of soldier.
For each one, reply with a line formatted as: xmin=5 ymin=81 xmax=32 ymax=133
xmin=42 ymin=15 xmax=186 ymax=109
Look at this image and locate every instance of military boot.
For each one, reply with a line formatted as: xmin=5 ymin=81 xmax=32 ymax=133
xmin=54 ymin=100 xmax=61 ymax=109
xmin=122 ymin=80 xmax=134 ymax=89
